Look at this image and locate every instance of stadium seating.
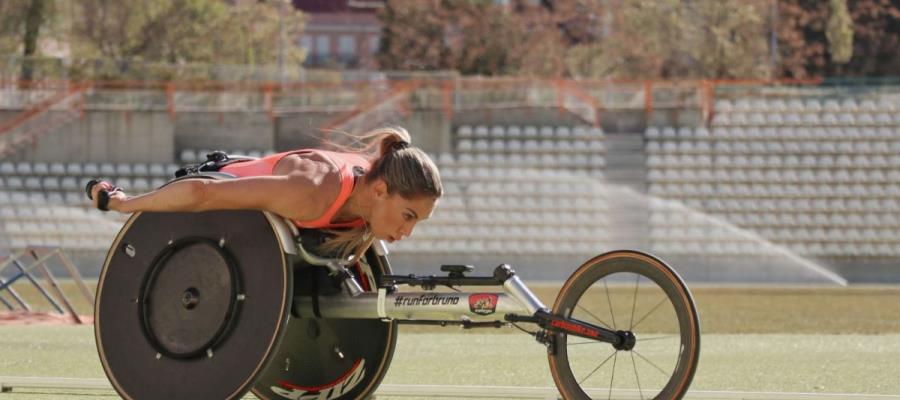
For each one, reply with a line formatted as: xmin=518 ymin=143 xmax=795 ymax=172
xmin=386 ymin=125 xmax=610 ymax=255
xmin=453 ymin=125 xmax=605 ymax=170
xmin=13 ymin=94 xmax=900 ymax=264
xmin=1 ymin=135 xmax=610 ymax=256
xmin=0 ymin=158 xmax=183 ymax=251
xmin=647 ymin=94 xmax=900 ymax=258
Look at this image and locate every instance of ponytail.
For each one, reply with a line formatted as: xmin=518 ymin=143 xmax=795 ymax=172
xmin=318 ymin=126 xmax=442 ymax=260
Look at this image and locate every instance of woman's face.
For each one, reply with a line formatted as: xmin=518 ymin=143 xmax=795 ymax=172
xmin=368 ymin=180 xmax=436 ymax=243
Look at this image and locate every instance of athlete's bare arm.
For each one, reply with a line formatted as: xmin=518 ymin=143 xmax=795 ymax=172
xmin=113 ymin=176 xmax=324 ymax=218
xmin=90 ymin=156 xmax=340 ymax=221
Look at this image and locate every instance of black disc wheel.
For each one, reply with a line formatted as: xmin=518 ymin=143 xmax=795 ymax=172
xmin=252 ymin=245 xmax=398 ymax=400
xmin=548 ymin=250 xmax=700 ymax=400
xmin=95 ymin=210 xmax=293 ymax=400
xmin=140 ymin=238 xmax=241 ymax=359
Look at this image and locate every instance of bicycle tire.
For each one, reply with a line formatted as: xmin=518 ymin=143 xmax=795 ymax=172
xmin=548 ymin=250 xmax=700 ymax=400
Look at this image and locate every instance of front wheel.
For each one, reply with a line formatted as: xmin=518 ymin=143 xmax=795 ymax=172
xmin=548 ymin=250 xmax=700 ymax=400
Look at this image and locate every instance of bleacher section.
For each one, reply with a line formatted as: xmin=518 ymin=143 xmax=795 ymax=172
xmin=0 ymin=161 xmax=181 ymax=250
xmin=1 ymin=131 xmax=610 ymax=258
xmin=454 ymin=125 xmax=606 ymax=172
xmin=392 ymin=159 xmax=611 ymax=256
xmin=647 ymin=96 xmax=900 ymax=259
xmin=0 ymin=149 xmax=277 ymax=252
xmin=389 ymin=125 xmax=610 ymax=256
xmin=178 ymin=149 xmax=275 ymax=164
xmin=7 ymin=96 xmax=900 ymax=268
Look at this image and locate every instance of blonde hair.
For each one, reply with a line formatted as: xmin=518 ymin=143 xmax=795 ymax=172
xmin=317 ymin=127 xmax=443 ymax=260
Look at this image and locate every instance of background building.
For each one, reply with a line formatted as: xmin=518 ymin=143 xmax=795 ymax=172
xmin=295 ymin=0 xmax=384 ymax=69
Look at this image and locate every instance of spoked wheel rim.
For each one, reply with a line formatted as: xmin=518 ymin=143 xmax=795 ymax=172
xmin=549 ymin=251 xmax=700 ymax=400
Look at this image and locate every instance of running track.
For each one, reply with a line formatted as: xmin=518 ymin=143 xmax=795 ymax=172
xmin=2 ymin=377 xmax=900 ymax=399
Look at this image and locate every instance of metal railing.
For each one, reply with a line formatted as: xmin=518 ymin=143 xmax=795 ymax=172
xmin=0 ymin=82 xmax=87 ymax=158
xmin=0 ymin=246 xmax=95 ymax=324
xmin=2 ymin=69 xmax=899 ymax=132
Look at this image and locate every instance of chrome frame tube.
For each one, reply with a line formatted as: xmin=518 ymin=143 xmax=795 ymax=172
xmin=503 ymin=274 xmax=548 ymax=315
xmin=290 ymin=241 xmax=547 ymax=322
xmin=294 ymin=238 xmax=365 ymax=297
xmin=294 ymin=290 xmax=533 ymax=322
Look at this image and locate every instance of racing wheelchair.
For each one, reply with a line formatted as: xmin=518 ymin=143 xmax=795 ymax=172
xmin=88 ymin=153 xmax=700 ymax=400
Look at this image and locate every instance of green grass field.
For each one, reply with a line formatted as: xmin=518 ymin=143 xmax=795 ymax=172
xmin=6 ymin=281 xmax=900 ymax=334
xmin=2 ymin=282 xmax=900 ymax=399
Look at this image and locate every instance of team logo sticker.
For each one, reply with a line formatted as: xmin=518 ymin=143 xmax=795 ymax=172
xmin=469 ymin=293 xmax=499 ymax=316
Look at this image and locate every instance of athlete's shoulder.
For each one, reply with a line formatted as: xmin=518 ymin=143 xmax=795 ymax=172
xmin=316 ymin=150 xmax=373 ymax=169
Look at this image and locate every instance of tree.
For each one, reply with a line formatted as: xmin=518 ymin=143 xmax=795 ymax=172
xmin=22 ymin=0 xmax=47 ymax=80
xmin=566 ymin=0 xmax=771 ymax=80
xmin=0 ymin=2 xmax=23 ymax=55
xmin=826 ymin=0 xmax=854 ymax=64
xmin=837 ymin=0 xmax=900 ymax=76
xmin=377 ymin=0 xmax=564 ymax=75
xmin=378 ymin=0 xmax=774 ymax=79
xmin=518 ymin=0 xmax=598 ymax=77
xmin=777 ymin=0 xmax=900 ymax=78
xmin=70 ymin=0 xmax=216 ymax=61
xmin=376 ymin=1 xmax=453 ymax=70
xmin=213 ymin=1 xmax=306 ymax=67
xmin=0 ymin=0 xmax=59 ymax=80
xmin=69 ymin=0 xmax=305 ymax=66
xmin=447 ymin=1 xmax=532 ymax=76
xmin=775 ymin=0 xmax=827 ymax=79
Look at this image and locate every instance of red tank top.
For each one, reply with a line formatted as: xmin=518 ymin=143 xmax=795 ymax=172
xmin=220 ymin=149 xmax=370 ymax=229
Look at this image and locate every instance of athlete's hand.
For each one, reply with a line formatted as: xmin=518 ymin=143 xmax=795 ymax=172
xmin=86 ymin=180 xmax=127 ymax=212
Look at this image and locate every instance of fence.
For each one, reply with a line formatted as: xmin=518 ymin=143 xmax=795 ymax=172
xmin=2 ymin=73 xmax=899 ymax=142
xmin=0 ymin=77 xmax=702 ymax=123
xmin=0 ymin=81 xmax=87 ymax=158
xmin=0 ymin=246 xmax=95 ymax=324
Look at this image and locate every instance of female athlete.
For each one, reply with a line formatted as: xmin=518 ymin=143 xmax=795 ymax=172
xmin=87 ymin=126 xmax=442 ymax=259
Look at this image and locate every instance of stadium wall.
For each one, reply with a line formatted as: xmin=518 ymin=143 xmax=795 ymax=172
xmin=404 ymin=110 xmax=451 ymax=153
xmin=21 ymin=110 xmax=173 ymax=163
xmin=646 ymin=109 xmax=704 ymax=132
xmin=277 ymin=112 xmax=344 ymax=150
xmin=174 ymin=112 xmax=275 ymax=156
xmin=11 ymin=108 xmax=455 ymax=163
xmin=0 ymin=110 xmax=18 ymax=125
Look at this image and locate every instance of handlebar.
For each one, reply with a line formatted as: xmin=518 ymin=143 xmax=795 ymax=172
xmin=85 ymin=179 xmax=121 ymax=212
xmin=295 ymin=239 xmax=365 ymax=297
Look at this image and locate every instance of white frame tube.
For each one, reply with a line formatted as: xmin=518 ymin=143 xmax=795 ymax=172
xmin=295 ymin=290 xmax=534 ymax=322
